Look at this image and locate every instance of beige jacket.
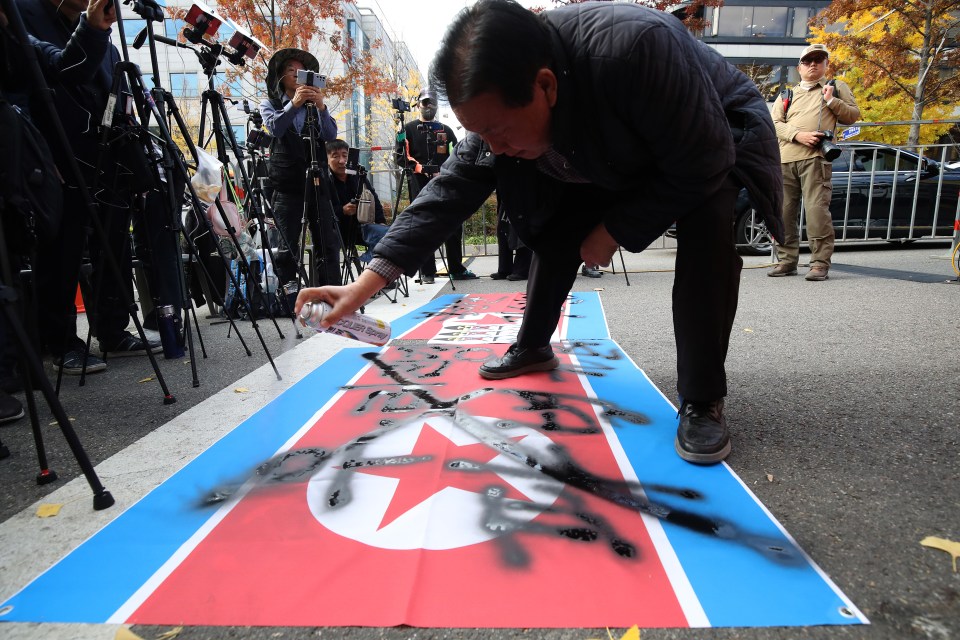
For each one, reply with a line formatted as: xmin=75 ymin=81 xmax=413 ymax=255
xmin=772 ymin=79 xmax=860 ymax=164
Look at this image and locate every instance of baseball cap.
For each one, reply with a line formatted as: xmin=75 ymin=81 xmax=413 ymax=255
xmin=799 ymin=44 xmax=829 ymax=62
xmin=418 ymin=88 xmax=436 ymax=105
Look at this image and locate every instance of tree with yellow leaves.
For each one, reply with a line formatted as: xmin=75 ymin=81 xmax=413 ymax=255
xmin=810 ymin=1 xmax=959 ymax=146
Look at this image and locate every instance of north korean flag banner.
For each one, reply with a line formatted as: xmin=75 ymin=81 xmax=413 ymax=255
xmin=0 ymin=292 xmax=866 ymax=629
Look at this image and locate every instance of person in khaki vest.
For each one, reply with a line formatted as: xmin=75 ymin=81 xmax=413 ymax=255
xmin=769 ymin=44 xmax=860 ymax=281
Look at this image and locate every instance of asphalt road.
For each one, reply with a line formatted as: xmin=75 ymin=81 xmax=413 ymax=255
xmin=0 ymin=240 xmax=957 ymax=640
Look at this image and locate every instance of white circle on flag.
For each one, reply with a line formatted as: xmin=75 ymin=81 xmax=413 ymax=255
xmin=306 ymin=415 xmax=564 ymax=550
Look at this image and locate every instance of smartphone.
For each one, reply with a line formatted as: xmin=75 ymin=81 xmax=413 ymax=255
xmin=345 ymin=147 xmax=360 ymax=175
xmin=295 ymin=69 xmax=326 ymax=89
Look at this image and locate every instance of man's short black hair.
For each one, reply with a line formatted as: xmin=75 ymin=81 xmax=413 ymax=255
xmin=325 ymin=139 xmax=349 ymax=154
xmin=429 ymin=0 xmax=552 ymax=108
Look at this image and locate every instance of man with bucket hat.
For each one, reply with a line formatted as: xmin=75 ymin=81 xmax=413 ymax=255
xmin=259 ymin=47 xmax=341 ymax=295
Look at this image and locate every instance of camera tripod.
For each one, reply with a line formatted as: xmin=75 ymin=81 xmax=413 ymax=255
xmin=0 ymin=0 xmax=115 ymax=509
xmin=195 ymin=57 xmax=292 ymax=339
xmin=292 ymin=102 xmax=358 ymax=291
xmin=124 ymin=6 xmax=283 ymax=380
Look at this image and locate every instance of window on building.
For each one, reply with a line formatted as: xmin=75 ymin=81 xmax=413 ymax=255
xmin=170 ymin=73 xmax=198 ymax=97
xmin=717 ymin=7 xmax=752 ymax=37
xmin=717 ymin=6 xmax=791 ymax=37
xmin=790 ymin=7 xmax=813 ymax=38
xmin=124 ymin=19 xmax=147 ymax=44
xmin=166 ymin=18 xmax=186 ymax=39
xmin=752 ymin=7 xmax=788 ymax=37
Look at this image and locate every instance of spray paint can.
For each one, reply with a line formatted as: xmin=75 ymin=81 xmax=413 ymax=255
xmin=157 ymin=305 xmax=185 ymax=359
xmin=298 ymin=301 xmax=391 ymax=346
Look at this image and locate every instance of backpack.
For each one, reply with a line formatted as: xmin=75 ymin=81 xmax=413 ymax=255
xmin=0 ymin=97 xmax=62 ymax=249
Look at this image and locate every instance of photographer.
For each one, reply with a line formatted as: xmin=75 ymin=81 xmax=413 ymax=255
xmin=16 ymin=0 xmax=165 ymax=374
xmin=297 ymin=0 xmax=786 ymax=466
xmin=259 ymin=48 xmax=340 ymax=290
xmin=769 ymin=44 xmax=859 ymax=282
xmin=325 ymin=139 xmax=389 ymax=265
xmin=401 ymin=88 xmax=475 ymax=283
xmin=1 ymin=0 xmax=117 ymax=410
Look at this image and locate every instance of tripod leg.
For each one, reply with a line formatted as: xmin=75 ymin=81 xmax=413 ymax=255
xmin=0 ymin=293 xmax=114 ymax=509
xmin=618 ymin=246 xmax=630 ymax=286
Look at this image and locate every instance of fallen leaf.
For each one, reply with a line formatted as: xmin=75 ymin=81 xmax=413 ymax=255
xmin=234 ymin=387 xmax=249 ymax=394
xmin=156 ymin=626 xmax=184 ymax=639
xmin=138 ymin=377 xmax=154 ymax=383
xmin=766 ymin=474 xmax=774 ymax=482
xmin=115 ymin=628 xmax=145 ymax=640
xmin=594 ymin=287 xmax=604 ymax=291
xmin=744 ymin=327 xmax=754 ymax=333
xmin=36 ymin=503 xmax=63 ymax=518
xmin=921 ymin=536 xmax=960 ymax=572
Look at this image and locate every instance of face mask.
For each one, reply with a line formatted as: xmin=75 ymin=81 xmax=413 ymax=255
xmin=420 ymin=104 xmax=436 ymax=120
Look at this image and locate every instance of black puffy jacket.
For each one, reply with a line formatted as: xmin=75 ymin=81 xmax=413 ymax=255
xmin=375 ymin=3 xmax=783 ymax=274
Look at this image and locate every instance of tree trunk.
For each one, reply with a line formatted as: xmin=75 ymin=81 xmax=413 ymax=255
xmin=909 ymin=3 xmax=935 ymax=147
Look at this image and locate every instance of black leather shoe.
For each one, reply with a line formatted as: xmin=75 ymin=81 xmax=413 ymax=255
xmin=479 ymin=343 xmax=559 ymax=380
xmin=581 ymin=266 xmax=602 ymax=278
xmin=490 ymin=272 xmax=508 ymax=280
xmin=506 ymin=272 xmax=528 ymax=281
xmin=675 ymin=399 xmax=730 ymax=464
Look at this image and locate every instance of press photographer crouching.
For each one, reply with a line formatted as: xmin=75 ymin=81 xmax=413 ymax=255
xmin=259 ymin=48 xmax=340 ymax=293
xmin=325 ymin=140 xmax=389 ymax=266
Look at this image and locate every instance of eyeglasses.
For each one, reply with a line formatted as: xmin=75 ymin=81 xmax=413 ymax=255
xmin=800 ymin=58 xmax=827 ymax=66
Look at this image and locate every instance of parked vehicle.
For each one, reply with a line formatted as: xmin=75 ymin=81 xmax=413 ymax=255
xmin=733 ymin=142 xmax=960 ymax=255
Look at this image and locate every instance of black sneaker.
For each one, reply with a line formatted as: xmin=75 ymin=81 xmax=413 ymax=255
xmin=0 ymin=391 xmax=24 ymax=425
xmin=98 ymin=333 xmax=162 ymax=359
xmin=506 ymin=272 xmax=528 ymax=281
xmin=490 ymin=272 xmax=508 ymax=280
xmin=479 ymin=343 xmax=559 ymax=380
xmin=675 ymin=399 xmax=731 ymax=464
xmin=451 ymin=269 xmax=479 ymax=280
xmin=420 ymin=275 xmax=435 ymax=285
xmin=52 ymin=350 xmax=107 ymax=375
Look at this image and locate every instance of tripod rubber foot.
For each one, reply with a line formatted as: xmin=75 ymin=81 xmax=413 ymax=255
xmin=93 ymin=490 xmax=115 ymax=511
xmin=163 ymin=395 xmax=177 ymax=405
xmin=37 ymin=468 xmax=58 ymax=485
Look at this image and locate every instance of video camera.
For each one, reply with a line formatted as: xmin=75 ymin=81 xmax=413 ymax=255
xmin=296 ymin=69 xmax=326 ymax=89
xmin=391 ymin=97 xmax=410 ymax=113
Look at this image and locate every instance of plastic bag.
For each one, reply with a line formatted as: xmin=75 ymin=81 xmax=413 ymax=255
xmin=191 ymin=147 xmax=222 ymax=203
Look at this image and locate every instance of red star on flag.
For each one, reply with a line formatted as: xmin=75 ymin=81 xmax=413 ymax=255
xmin=354 ymin=423 xmax=535 ymax=530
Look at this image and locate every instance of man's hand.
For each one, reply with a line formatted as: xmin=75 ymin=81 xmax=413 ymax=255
xmin=294 ymin=270 xmax=386 ymax=329
xmin=342 ymin=202 xmax=358 ymax=217
xmin=822 ymin=83 xmax=835 ymax=102
xmin=794 ymin=130 xmax=825 ymax=148
xmin=581 ymin=222 xmax=619 ymax=267
xmin=86 ymin=0 xmax=117 ymax=31
xmin=291 ymin=85 xmax=325 ymax=109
